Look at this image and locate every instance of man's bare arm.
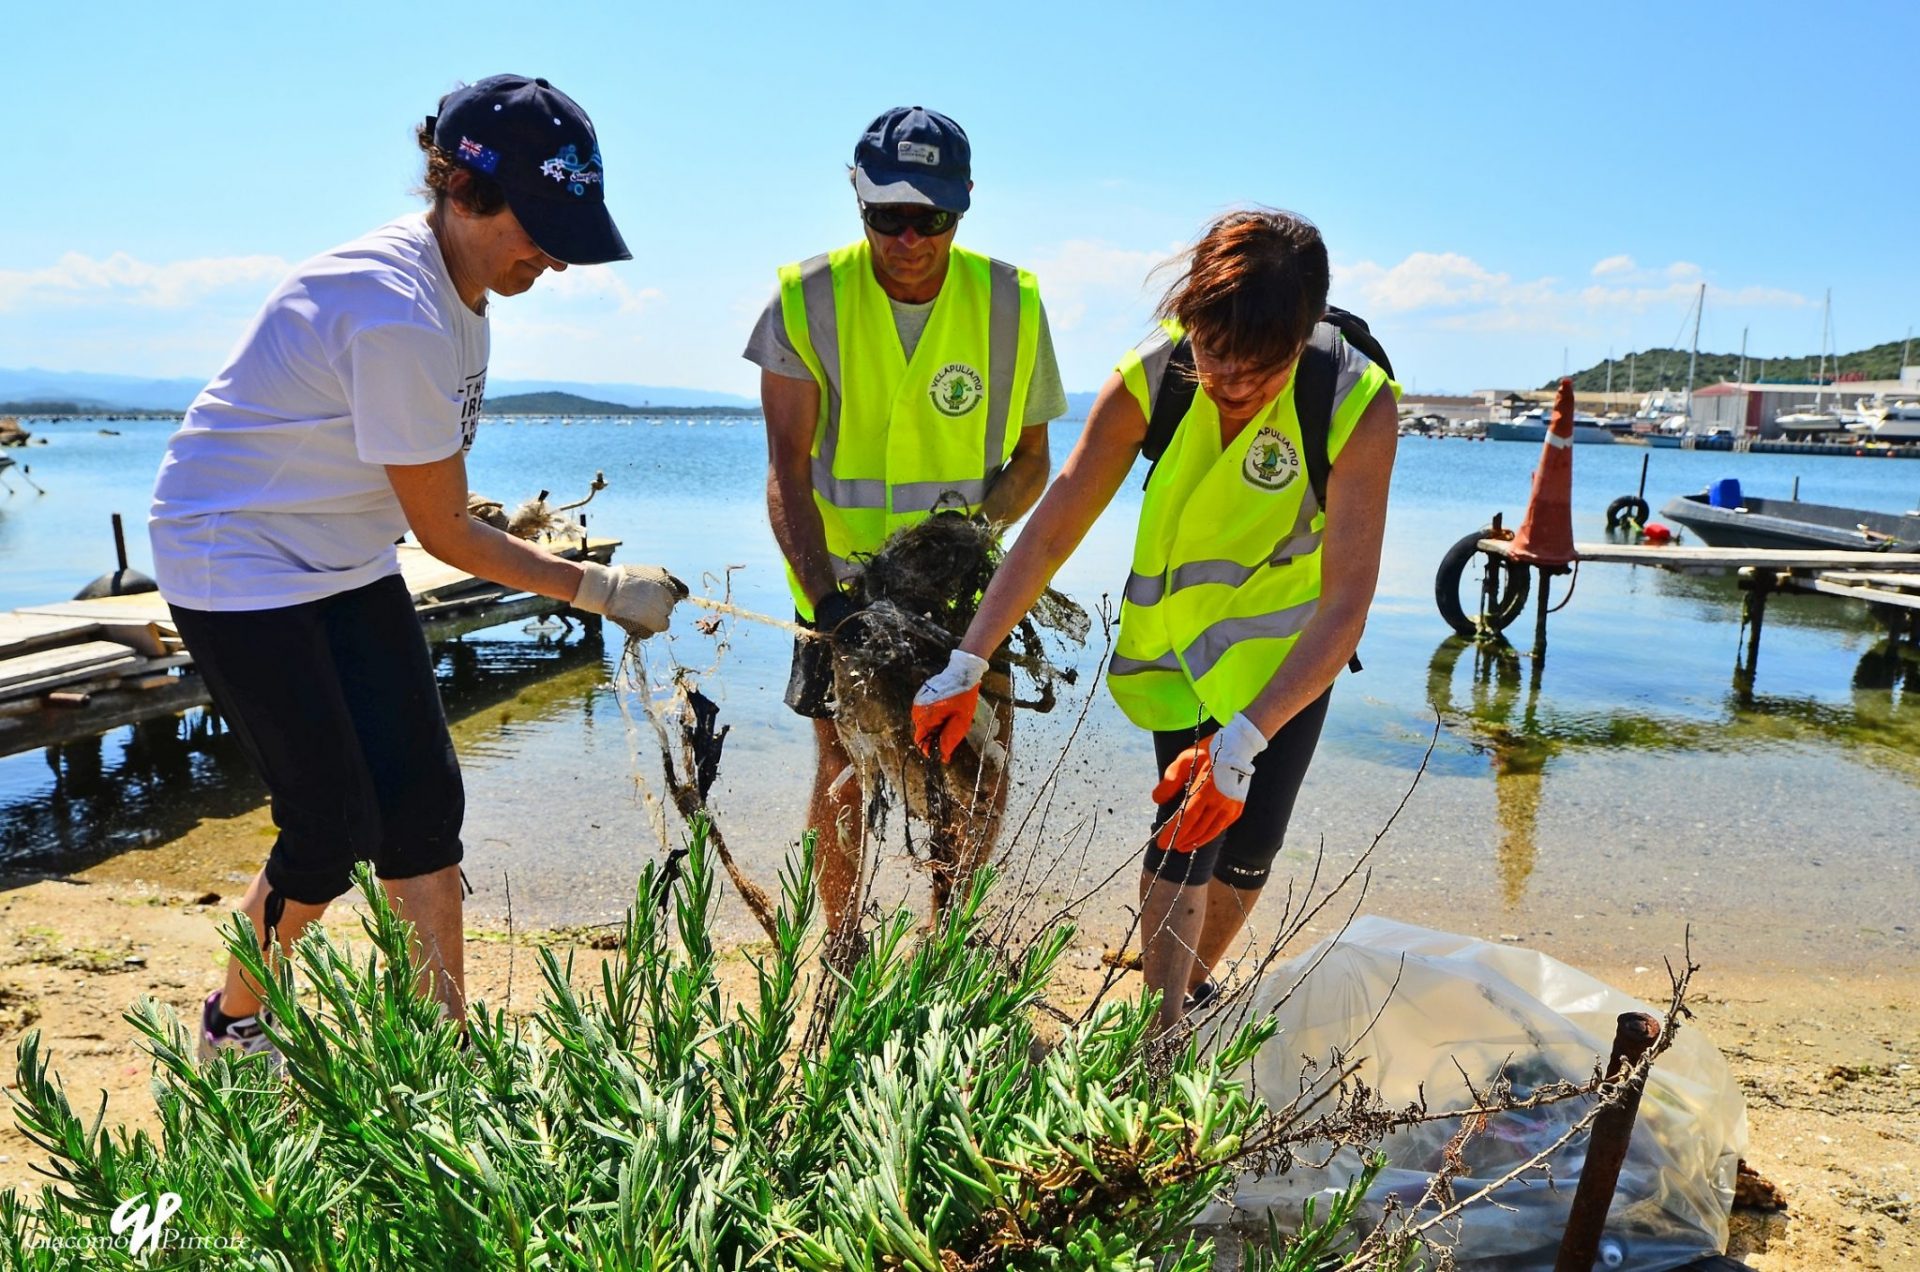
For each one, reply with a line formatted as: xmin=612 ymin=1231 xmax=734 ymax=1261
xmin=761 ymin=368 xmax=837 ymax=609
xmin=978 ymin=422 xmax=1051 ymax=529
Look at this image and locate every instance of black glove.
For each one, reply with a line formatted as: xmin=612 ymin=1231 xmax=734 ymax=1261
xmin=812 ymin=591 xmax=865 ymax=648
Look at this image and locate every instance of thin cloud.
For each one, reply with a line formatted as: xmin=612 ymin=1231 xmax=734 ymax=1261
xmin=1335 ymin=250 xmax=1810 ymax=325
xmin=0 ymin=251 xmax=289 ymax=311
xmin=1021 ymin=239 xmax=1173 ymax=332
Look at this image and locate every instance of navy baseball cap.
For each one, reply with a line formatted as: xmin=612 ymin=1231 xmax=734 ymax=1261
xmin=430 ymin=74 xmax=630 ymax=266
xmin=852 ymin=107 xmax=972 ymax=213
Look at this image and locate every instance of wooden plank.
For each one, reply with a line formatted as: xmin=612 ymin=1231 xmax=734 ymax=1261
xmin=1792 ymin=577 xmax=1920 ymax=610
xmin=0 ymin=537 xmax=623 ymax=758
xmin=1814 ymin=570 xmax=1920 ymax=590
xmin=14 ymin=592 xmax=173 ymax=624
xmin=0 ymin=657 xmax=144 ymax=701
xmin=0 ymin=675 xmax=212 ymax=757
xmin=0 ymin=641 xmax=143 ymax=692
xmin=0 ymin=613 xmax=101 ymax=660
xmin=1478 ymin=539 xmax=1920 ymax=570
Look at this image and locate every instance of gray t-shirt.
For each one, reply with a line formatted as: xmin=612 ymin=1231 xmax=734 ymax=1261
xmin=743 ymin=287 xmax=1068 ymax=428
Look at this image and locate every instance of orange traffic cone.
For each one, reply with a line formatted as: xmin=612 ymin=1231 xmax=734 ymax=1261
xmin=1509 ymin=378 xmax=1579 ymax=568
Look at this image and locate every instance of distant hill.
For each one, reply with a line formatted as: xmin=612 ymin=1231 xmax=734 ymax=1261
xmin=487 ymin=378 xmax=755 ymax=409
xmin=1553 ymin=337 xmax=1914 ymax=392
xmin=0 ymin=367 xmax=757 ymax=413
xmin=484 ymin=391 xmax=758 ymax=418
xmin=0 ymin=369 xmax=205 ymax=412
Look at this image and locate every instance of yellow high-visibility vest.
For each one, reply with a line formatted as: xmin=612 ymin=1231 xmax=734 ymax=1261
xmin=777 ymin=240 xmax=1041 ymax=619
xmin=1107 ymin=320 xmax=1396 ymax=730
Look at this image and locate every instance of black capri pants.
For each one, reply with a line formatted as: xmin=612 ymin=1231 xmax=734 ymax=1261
xmin=169 ymin=573 xmax=465 ymax=906
xmin=1142 ymin=688 xmax=1331 ymax=891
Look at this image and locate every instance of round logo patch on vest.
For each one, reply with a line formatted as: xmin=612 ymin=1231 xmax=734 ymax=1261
xmin=1243 ymin=427 xmax=1301 ymax=492
xmin=929 ymin=363 xmax=985 ymax=417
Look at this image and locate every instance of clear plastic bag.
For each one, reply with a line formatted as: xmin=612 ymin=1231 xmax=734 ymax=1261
xmin=1202 ymin=918 xmax=1746 ymax=1270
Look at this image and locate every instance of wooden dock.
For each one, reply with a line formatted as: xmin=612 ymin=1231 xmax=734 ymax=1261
xmin=1476 ymin=539 xmax=1920 ymax=575
xmin=0 ymin=539 xmax=618 ymax=759
xmin=1463 ymin=537 xmax=1920 ymax=677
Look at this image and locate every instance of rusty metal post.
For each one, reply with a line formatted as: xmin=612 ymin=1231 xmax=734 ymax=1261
xmin=1531 ymin=567 xmax=1552 ymax=662
xmin=1737 ymin=571 xmax=1772 ymax=680
xmin=1554 ymin=1012 xmax=1662 ymax=1272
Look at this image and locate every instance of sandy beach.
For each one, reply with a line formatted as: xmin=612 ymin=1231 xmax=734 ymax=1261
xmin=0 ymin=790 xmax=1912 ymax=1268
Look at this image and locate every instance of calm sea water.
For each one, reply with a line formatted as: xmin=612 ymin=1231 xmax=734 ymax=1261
xmin=2 ymin=418 xmax=1915 ymax=968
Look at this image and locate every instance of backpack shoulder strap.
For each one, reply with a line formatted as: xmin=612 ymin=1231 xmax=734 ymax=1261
xmin=1296 ymin=307 xmax=1396 ymax=508
xmin=1293 ymin=329 xmax=1338 ymax=509
xmin=1139 ymin=336 xmax=1195 ymax=488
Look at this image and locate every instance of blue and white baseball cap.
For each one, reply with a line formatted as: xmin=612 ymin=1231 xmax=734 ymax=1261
xmin=852 ymin=106 xmax=972 ymax=213
xmin=431 ymin=74 xmax=631 ymax=266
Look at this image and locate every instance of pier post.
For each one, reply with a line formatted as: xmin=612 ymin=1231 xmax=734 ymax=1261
xmin=1531 ymin=567 xmax=1551 ymax=663
xmin=1736 ymin=570 xmax=1774 ymax=682
xmin=1553 ymin=1012 xmax=1662 ymax=1272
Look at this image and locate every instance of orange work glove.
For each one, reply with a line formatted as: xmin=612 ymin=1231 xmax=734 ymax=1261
xmin=912 ymin=649 xmax=990 ymax=762
xmin=1151 ymin=713 xmax=1267 ymax=853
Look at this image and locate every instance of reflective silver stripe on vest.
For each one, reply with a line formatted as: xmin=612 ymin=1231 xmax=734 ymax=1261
xmin=1134 ymin=324 xmax=1178 ymax=414
xmin=811 ymin=459 xmax=885 ymax=508
xmin=1121 ymin=484 xmax=1325 ymax=607
xmin=982 ymin=259 xmax=1022 ymax=481
xmin=1180 ymin=599 xmax=1320 ymax=681
xmin=891 ymin=475 xmax=996 ymax=514
xmin=1330 ymin=337 xmax=1367 ymax=420
xmin=1107 ymin=648 xmax=1183 ymax=677
xmin=797 ymin=254 xmax=843 ymax=470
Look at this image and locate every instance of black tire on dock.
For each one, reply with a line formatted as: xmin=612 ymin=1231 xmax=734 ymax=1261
xmin=1605 ymin=494 xmax=1651 ymax=531
xmin=1435 ymin=528 xmax=1531 ymax=638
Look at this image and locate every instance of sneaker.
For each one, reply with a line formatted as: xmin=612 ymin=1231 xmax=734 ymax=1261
xmin=198 ymin=991 xmax=279 ymax=1066
xmin=1184 ymin=979 xmax=1220 ymax=1013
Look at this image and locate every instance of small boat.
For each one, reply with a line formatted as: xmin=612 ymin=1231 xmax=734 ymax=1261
xmin=1660 ymin=480 xmax=1920 ymax=552
xmin=1847 ymin=399 xmax=1920 ymax=443
xmin=1773 ymin=406 xmax=1848 ymax=438
xmin=1485 ymin=408 xmax=1617 ymax=444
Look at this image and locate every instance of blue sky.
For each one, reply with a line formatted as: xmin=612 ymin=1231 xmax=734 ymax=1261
xmin=4 ymin=1 xmax=1915 ymax=397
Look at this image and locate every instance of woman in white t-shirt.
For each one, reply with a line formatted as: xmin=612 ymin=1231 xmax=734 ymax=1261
xmin=150 ymin=75 xmax=681 ymax=1061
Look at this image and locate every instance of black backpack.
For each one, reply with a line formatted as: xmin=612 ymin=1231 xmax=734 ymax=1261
xmin=1140 ymin=306 xmax=1393 ymax=504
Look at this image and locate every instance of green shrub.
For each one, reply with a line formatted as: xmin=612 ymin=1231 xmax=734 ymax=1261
xmin=0 ymin=817 xmax=1373 ymax=1270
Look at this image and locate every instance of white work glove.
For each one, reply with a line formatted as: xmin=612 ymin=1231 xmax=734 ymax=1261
xmin=1152 ymin=712 xmax=1268 ymax=854
xmin=912 ymin=649 xmax=991 ymax=763
xmin=571 ymin=561 xmax=687 ymax=637
xmin=1207 ymin=713 xmax=1268 ymax=800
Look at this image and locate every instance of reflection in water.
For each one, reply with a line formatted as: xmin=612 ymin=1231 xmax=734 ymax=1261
xmin=1425 ymin=633 xmax=1920 ymax=907
xmin=0 ymin=626 xmax=608 ymax=871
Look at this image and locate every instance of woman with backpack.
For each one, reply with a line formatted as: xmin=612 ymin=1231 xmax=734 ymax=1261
xmin=911 ymin=209 xmax=1399 ymax=1030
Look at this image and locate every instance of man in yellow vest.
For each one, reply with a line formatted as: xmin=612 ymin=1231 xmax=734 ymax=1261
xmin=745 ymin=106 xmax=1066 ymax=936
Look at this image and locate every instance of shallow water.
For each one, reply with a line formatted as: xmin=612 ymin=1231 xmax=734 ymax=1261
xmin=2 ymin=418 xmax=1915 ymax=969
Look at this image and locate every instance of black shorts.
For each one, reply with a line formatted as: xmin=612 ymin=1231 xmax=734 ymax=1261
xmin=169 ymin=573 xmax=465 ymax=905
xmin=1141 ymin=688 xmax=1331 ymax=891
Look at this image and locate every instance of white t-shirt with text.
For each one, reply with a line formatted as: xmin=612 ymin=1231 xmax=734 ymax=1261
xmin=150 ymin=213 xmax=487 ymax=611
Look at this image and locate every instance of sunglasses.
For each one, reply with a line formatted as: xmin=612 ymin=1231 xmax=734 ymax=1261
xmin=861 ymin=205 xmax=960 ymax=237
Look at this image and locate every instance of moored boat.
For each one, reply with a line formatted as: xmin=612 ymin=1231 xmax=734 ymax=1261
xmin=1660 ymin=480 xmax=1920 ymax=552
xmin=1485 ymin=407 xmax=1617 ymax=444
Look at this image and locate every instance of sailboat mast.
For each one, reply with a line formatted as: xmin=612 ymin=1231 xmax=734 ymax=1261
xmin=1606 ymin=347 xmax=1613 ymax=396
xmin=1739 ymin=327 xmax=1748 ymax=384
xmin=1816 ymin=288 xmax=1831 ymax=408
xmin=1685 ymin=283 xmax=1705 ymax=415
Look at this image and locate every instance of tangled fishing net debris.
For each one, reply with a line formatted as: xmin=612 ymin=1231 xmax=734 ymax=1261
xmin=824 ymin=510 xmax=1089 ymax=909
